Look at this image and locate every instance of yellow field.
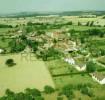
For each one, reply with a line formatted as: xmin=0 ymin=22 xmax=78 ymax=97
xmin=0 ymin=53 xmax=55 ymax=96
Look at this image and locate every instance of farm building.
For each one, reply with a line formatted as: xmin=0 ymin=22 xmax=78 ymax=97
xmin=91 ymin=72 xmax=105 ymax=84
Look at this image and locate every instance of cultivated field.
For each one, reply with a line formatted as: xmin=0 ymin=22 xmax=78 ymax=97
xmin=0 ymin=53 xmax=55 ymax=96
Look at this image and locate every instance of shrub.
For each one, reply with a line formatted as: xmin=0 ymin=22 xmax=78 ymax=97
xmin=57 ymin=96 xmax=63 ymax=100
xmin=25 ymin=88 xmax=41 ymax=97
xmin=62 ymin=85 xmax=75 ymax=99
xmin=44 ymin=85 xmax=55 ymax=94
xmin=5 ymin=59 xmax=16 ymax=67
xmin=86 ymin=61 xmax=96 ymax=72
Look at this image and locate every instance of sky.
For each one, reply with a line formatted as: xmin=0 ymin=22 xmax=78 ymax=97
xmin=0 ymin=0 xmax=105 ymax=14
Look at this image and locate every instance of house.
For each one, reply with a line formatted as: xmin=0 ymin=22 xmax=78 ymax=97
xmin=18 ymin=30 xmax=23 ymax=33
xmin=64 ymin=58 xmax=75 ymax=65
xmin=91 ymin=72 xmax=105 ymax=84
xmin=54 ymin=40 xmax=77 ymax=53
xmin=74 ymin=56 xmax=87 ymax=71
xmin=43 ymin=42 xmax=54 ymax=50
xmin=75 ymin=63 xmax=86 ymax=71
xmin=64 ymin=56 xmax=86 ymax=71
xmin=0 ymin=49 xmax=4 ymax=54
xmin=64 ymin=40 xmax=78 ymax=53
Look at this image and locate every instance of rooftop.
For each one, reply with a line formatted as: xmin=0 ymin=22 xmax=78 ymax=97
xmin=92 ymin=72 xmax=105 ymax=81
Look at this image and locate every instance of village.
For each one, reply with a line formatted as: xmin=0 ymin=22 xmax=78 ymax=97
xmin=0 ymin=14 xmax=105 ymax=100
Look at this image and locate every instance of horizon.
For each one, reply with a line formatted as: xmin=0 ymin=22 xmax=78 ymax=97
xmin=0 ymin=10 xmax=105 ymax=15
xmin=0 ymin=0 xmax=105 ymax=14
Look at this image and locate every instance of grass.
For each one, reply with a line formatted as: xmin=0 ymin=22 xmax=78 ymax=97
xmin=46 ymin=59 xmax=105 ymax=99
xmin=42 ymin=92 xmax=67 ymax=100
xmin=45 ymin=59 xmax=77 ymax=75
xmin=97 ymin=56 xmax=105 ymax=65
xmin=0 ymin=53 xmax=55 ymax=96
xmin=53 ymin=74 xmax=96 ymax=88
xmin=66 ymin=25 xmax=105 ymax=31
xmin=0 ymin=38 xmax=11 ymax=48
xmin=53 ymin=74 xmax=105 ymax=100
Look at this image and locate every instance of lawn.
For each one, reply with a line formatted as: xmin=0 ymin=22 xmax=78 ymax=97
xmin=0 ymin=53 xmax=55 ymax=96
xmin=45 ymin=59 xmax=77 ymax=75
xmin=46 ymin=59 xmax=105 ymax=99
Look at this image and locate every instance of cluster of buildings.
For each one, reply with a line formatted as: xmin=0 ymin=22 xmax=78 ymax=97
xmin=4 ymin=28 xmax=105 ymax=85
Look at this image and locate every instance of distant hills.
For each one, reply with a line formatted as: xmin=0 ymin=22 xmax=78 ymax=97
xmin=0 ymin=11 xmax=105 ymax=18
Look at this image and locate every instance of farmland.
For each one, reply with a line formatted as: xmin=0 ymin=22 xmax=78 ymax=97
xmin=0 ymin=53 xmax=55 ymax=96
xmin=0 ymin=12 xmax=105 ymax=100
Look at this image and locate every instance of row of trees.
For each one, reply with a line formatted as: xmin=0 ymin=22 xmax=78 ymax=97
xmin=60 ymin=83 xmax=94 ymax=100
xmin=0 ymin=86 xmax=55 ymax=100
xmin=0 ymin=83 xmax=95 ymax=100
xmin=0 ymin=24 xmax=13 ymax=28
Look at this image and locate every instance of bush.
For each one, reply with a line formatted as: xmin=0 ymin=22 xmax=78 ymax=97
xmin=44 ymin=85 xmax=55 ymax=94
xmin=35 ymin=96 xmax=44 ymax=100
xmin=25 ymin=88 xmax=41 ymax=97
xmin=86 ymin=61 xmax=96 ymax=72
xmin=81 ymin=87 xmax=89 ymax=95
xmin=0 ymin=88 xmax=43 ymax=100
xmin=57 ymin=96 xmax=63 ymax=100
xmin=62 ymin=85 xmax=74 ymax=98
xmin=5 ymin=59 xmax=16 ymax=67
xmin=9 ymin=39 xmax=26 ymax=53
xmin=81 ymin=87 xmax=94 ymax=97
xmin=5 ymin=89 xmax=15 ymax=96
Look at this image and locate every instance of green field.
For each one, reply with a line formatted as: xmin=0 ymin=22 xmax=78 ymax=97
xmin=46 ymin=59 xmax=105 ymax=99
xmin=0 ymin=53 xmax=55 ymax=96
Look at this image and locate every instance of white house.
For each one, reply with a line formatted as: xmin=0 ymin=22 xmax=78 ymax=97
xmin=0 ymin=49 xmax=4 ymax=54
xmin=18 ymin=30 xmax=23 ymax=33
xmin=64 ymin=58 xmax=75 ymax=65
xmin=75 ymin=64 xmax=86 ymax=71
xmin=73 ymin=56 xmax=86 ymax=71
xmin=91 ymin=72 xmax=105 ymax=85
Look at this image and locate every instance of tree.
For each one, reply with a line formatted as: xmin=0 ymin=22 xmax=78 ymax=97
xmin=9 ymin=39 xmax=26 ymax=53
xmin=57 ymin=96 xmax=63 ymax=100
xmin=25 ymin=88 xmax=41 ymax=97
xmin=62 ymin=85 xmax=75 ymax=99
xmin=86 ymin=21 xmax=90 ymax=26
xmin=66 ymin=21 xmax=73 ymax=25
xmin=25 ymin=26 xmax=33 ymax=33
xmin=37 ymin=30 xmax=45 ymax=35
xmin=81 ymin=87 xmax=89 ymax=95
xmin=20 ymin=35 xmax=27 ymax=41
xmin=44 ymin=85 xmax=55 ymax=94
xmin=5 ymin=59 xmax=15 ymax=67
xmin=88 ymin=29 xmax=104 ymax=37
xmin=5 ymin=89 xmax=15 ymax=96
xmin=35 ymin=96 xmax=44 ymax=100
xmin=27 ymin=40 xmax=38 ymax=52
xmin=0 ymin=88 xmax=43 ymax=100
xmin=81 ymin=87 xmax=94 ymax=97
xmin=78 ymin=22 xmax=82 ymax=26
xmin=90 ymin=21 xmax=94 ymax=26
xmin=86 ymin=61 xmax=96 ymax=72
